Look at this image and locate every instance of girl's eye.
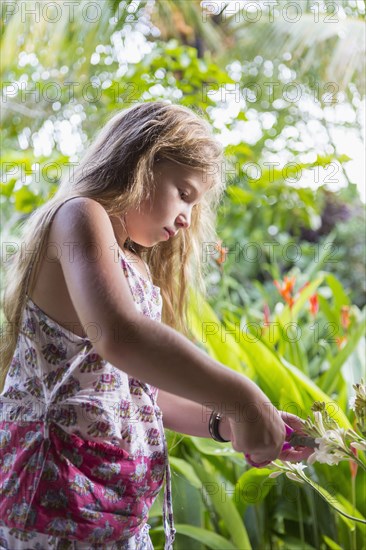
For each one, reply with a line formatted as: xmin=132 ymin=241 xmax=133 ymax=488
xmin=179 ymin=191 xmax=189 ymax=201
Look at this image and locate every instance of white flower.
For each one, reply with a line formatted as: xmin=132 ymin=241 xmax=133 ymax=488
xmin=307 ymin=451 xmax=317 ymax=465
xmin=313 ymin=411 xmax=326 ymax=435
xmin=307 ymin=437 xmax=346 ymax=465
xmin=269 ymin=470 xmax=283 ymax=478
xmin=349 ymin=396 xmax=356 ymax=411
xmin=291 ymin=463 xmax=308 ymax=475
xmin=351 ymin=441 xmax=366 ymax=451
xmin=285 ymin=472 xmax=305 ymax=483
xmin=321 ymin=429 xmax=347 ymax=448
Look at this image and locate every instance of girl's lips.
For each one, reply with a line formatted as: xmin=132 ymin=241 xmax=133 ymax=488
xmin=163 ymin=228 xmax=170 ymax=239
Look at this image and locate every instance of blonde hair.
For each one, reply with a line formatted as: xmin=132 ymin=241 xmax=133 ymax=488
xmin=0 ymin=100 xmax=225 ymax=391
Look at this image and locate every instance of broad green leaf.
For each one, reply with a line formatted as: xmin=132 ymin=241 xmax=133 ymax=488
xmin=322 ymin=535 xmax=344 ymax=550
xmin=319 ymin=311 xmax=366 ymax=395
xmin=282 ymin=360 xmax=352 ymax=429
xmin=189 ymin=290 xmax=305 ymax=408
xmin=325 ymin=273 xmax=351 ymax=311
xmin=189 ymin=436 xmax=239 ymax=457
xmin=335 ymin=492 xmax=366 ymax=535
xmin=169 ymin=456 xmax=202 ymax=489
xmin=277 ymin=535 xmax=317 ymax=550
xmin=188 ymin=458 xmax=252 ymax=550
xmin=232 ymin=467 xmax=276 ymax=517
xmin=317 ymin=295 xmax=340 ymax=326
xmin=227 ymin=320 xmax=305 ymax=408
xmin=188 ymin=290 xmax=247 ymax=374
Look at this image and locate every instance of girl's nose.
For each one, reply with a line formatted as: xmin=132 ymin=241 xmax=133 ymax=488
xmin=176 ymin=215 xmax=190 ymax=230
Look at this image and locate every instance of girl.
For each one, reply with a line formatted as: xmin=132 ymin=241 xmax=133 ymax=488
xmin=0 ymin=101 xmax=311 ymax=550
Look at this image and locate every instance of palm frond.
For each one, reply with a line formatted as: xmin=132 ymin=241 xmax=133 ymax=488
xmin=224 ymin=10 xmax=365 ymax=92
xmin=0 ymin=0 xmax=150 ymax=76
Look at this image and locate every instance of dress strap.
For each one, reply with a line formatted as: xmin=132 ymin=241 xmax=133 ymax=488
xmin=163 ymin=457 xmax=177 ymax=549
xmin=118 ymin=246 xmax=154 ymax=285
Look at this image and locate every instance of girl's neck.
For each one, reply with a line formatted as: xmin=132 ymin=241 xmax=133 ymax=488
xmin=124 ymin=240 xmax=138 ymax=255
xmin=109 ymin=215 xmax=138 ymax=255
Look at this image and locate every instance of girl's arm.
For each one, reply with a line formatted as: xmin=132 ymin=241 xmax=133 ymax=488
xmin=156 ymin=389 xmax=232 ymax=440
xmin=54 ymin=197 xmax=286 ymax=461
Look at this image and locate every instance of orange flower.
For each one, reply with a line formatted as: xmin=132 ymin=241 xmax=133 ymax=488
xmin=336 ymin=336 xmax=347 ymax=350
xmin=341 ymin=306 xmax=351 ymax=331
xmin=263 ymin=303 xmax=271 ymax=327
xmin=274 ymin=276 xmax=296 ymax=309
xmin=309 ymin=293 xmax=319 ymax=316
xmin=215 ymin=240 xmax=229 ymax=265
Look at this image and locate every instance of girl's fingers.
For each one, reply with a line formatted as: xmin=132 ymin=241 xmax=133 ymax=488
xmin=278 ymin=446 xmax=314 ymax=462
xmin=279 ymin=411 xmax=307 ymax=434
xmin=280 ymin=411 xmax=305 ymax=425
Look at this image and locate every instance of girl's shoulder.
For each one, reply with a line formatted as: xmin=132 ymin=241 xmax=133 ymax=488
xmin=48 ymin=197 xmax=107 ymax=259
xmin=45 ymin=196 xmax=139 ymax=354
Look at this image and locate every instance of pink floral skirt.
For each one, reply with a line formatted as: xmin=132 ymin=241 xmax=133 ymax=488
xmin=0 ymin=421 xmax=165 ymax=547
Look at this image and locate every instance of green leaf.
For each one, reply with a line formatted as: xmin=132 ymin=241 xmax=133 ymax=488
xmin=14 ymin=187 xmax=42 ymax=213
xmin=322 ymin=535 xmax=344 ymax=550
xmin=277 ymin=535 xmax=317 ymax=550
xmin=189 ymin=436 xmax=239 ymax=457
xmin=188 ymin=458 xmax=252 ymax=549
xmin=232 ymin=467 xmax=276 ymax=517
xmin=169 ymin=456 xmax=202 ymax=489
xmin=317 ymin=295 xmax=339 ymax=326
xmin=325 ymin=273 xmax=351 ymax=311
xmin=335 ymin=492 xmax=366 ymax=535
xmin=227 ymin=185 xmax=254 ymax=205
xmin=188 ymin=290 xmax=248 ymax=374
xmin=319 ymin=311 xmax=366 ymax=395
xmin=283 ymin=360 xmax=353 ymax=429
xmin=189 ymin=289 xmax=305 ymax=408
xmin=0 ymin=178 xmax=16 ymax=198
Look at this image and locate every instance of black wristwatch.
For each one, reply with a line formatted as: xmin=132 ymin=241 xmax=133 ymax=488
xmin=208 ymin=410 xmax=230 ymax=443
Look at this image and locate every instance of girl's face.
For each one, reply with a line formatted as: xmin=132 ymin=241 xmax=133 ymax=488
xmin=124 ymin=160 xmax=212 ymax=248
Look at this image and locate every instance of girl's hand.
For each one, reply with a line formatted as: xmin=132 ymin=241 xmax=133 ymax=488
xmin=277 ymin=411 xmax=314 ymax=463
xmin=228 ymin=401 xmax=287 ymax=466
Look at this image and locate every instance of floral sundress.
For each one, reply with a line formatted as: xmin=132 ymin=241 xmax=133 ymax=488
xmin=0 ymin=234 xmax=176 ymax=550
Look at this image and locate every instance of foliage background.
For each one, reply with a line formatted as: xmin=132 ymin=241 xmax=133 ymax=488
xmin=1 ymin=1 xmax=365 ymax=549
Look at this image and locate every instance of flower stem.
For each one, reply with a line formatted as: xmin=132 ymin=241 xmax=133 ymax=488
xmin=355 ymin=458 xmax=366 ymax=473
xmin=351 ymin=474 xmax=357 ymax=550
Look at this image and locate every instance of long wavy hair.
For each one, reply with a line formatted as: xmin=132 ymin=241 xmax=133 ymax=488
xmin=0 ymin=100 xmax=225 ymax=391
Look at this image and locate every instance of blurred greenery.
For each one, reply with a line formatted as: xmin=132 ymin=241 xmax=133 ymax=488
xmin=1 ymin=1 xmax=365 ymax=549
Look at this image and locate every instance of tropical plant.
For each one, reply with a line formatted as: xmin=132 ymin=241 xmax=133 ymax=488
xmin=147 ymin=265 xmax=365 ymax=549
xmin=1 ymin=1 xmax=365 ymax=548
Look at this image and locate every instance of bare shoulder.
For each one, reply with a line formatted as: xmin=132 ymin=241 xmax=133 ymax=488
xmin=49 ymin=197 xmax=116 ymax=257
xmin=52 ymin=196 xmax=109 ymax=232
xmin=48 ymin=196 xmax=138 ymax=355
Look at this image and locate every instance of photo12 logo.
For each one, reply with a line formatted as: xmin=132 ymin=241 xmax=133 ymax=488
xmin=201 ymin=1 xmax=341 ymax=24
xmin=1 ymin=1 xmax=140 ymax=24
